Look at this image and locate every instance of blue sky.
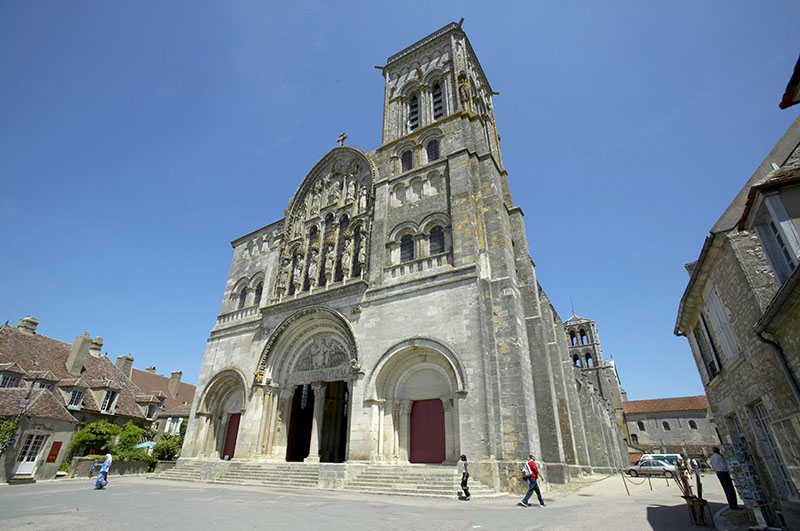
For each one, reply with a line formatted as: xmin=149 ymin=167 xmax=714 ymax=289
xmin=1 ymin=1 xmax=798 ymax=400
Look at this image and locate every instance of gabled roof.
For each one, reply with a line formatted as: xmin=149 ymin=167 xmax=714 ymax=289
xmin=24 ymin=370 xmax=59 ymax=381
xmin=157 ymin=403 xmax=192 ymax=419
xmin=0 ymin=323 xmax=146 ymax=419
xmin=623 ymin=395 xmax=710 ymax=415
xmin=0 ymin=362 xmax=28 ymax=375
xmin=129 ymin=368 xmax=195 ymax=412
xmin=564 ymin=315 xmax=591 ymax=324
xmin=0 ymin=388 xmax=77 ymax=423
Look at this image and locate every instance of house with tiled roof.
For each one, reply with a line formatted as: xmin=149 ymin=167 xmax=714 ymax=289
xmin=622 ymin=395 xmax=719 ymax=464
xmin=115 ymin=355 xmax=196 ymax=439
xmin=0 ymin=317 xmax=155 ymax=483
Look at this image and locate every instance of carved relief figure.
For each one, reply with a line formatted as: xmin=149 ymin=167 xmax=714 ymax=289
xmin=358 ymin=227 xmax=368 ymax=270
xmin=292 ymin=253 xmax=304 ymax=288
xmin=346 ymin=177 xmax=356 ymax=203
xmin=341 ymin=238 xmax=353 ymax=278
xmin=325 ymin=245 xmax=335 ymax=280
xmin=358 ymin=185 xmax=368 ymax=213
xmin=310 ymin=181 xmax=322 ymax=217
xmin=328 ymin=179 xmax=341 ymax=205
xmin=276 ymin=255 xmax=290 ymax=296
xmin=307 ymin=249 xmax=319 ymax=287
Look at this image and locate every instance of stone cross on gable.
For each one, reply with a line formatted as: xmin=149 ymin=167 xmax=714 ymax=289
xmin=337 ymin=132 xmax=347 ymax=146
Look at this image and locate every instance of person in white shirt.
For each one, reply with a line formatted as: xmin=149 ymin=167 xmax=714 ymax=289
xmin=711 ymin=447 xmax=740 ymax=510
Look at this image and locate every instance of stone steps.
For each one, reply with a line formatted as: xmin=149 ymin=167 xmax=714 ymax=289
xmin=343 ymin=465 xmax=496 ymax=498
xmin=215 ymin=463 xmax=319 ymax=487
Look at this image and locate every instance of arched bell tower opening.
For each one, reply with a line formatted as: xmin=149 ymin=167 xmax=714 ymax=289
xmin=366 ymin=339 xmax=466 ymax=464
xmin=256 ymin=307 xmax=358 ymax=463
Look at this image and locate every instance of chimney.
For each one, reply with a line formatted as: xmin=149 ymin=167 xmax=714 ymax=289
xmin=88 ymin=336 xmax=103 ymax=357
xmin=169 ymin=371 xmax=182 ymax=398
xmin=146 ymin=366 xmax=156 ymax=374
xmin=66 ymin=335 xmax=91 ymax=375
xmin=17 ymin=316 xmax=39 ymax=335
xmin=116 ymin=354 xmax=134 ymax=379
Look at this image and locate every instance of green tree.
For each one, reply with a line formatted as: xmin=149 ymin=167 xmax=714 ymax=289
xmin=68 ymin=420 xmax=121 ymax=458
xmin=116 ymin=421 xmax=145 ymax=451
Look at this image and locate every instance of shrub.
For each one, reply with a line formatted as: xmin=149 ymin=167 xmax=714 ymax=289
xmin=152 ymin=434 xmax=181 ymax=461
xmin=116 ymin=421 xmax=146 ymax=452
xmin=58 ymin=461 xmax=71 ymax=472
xmin=68 ymin=420 xmax=121 ymax=459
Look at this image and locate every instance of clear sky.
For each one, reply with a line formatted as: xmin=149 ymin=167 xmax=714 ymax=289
xmin=1 ymin=1 xmax=799 ymax=400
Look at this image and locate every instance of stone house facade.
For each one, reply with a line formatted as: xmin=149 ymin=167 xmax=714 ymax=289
xmin=181 ymin=21 xmax=627 ymax=493
xmin=622 ymin=396 xmax=718 ymax=464
xmin=0 ymin=317 xmax=155 ymax=483
xmin=675 ymin=114 xmax=800 ymax=527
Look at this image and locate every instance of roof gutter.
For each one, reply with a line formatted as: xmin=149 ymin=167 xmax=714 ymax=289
xmin=674 ymin=235 xmax=715 ymax=336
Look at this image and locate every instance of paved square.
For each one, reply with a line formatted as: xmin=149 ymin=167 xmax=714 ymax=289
xmin=0 ymin=474 xmax=745 ymax=530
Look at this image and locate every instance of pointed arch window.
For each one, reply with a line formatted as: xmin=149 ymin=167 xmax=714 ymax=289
xmin=426 ymin=140 xmax=440 ymax=162
xmin=429 ymin=226 xmax=444 ymax=255
xmin=400 ymin=234 xmax=415 ymax=263
xmin=401 ymin=150 xmax=413 ymax=172
xmin=409 ymin=94 xmax=420 ymax=130
xmin=432 ymin=83 xmax=443 ymax=119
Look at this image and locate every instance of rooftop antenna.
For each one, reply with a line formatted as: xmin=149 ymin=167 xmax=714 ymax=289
xmin=570 ymin=297 xmax=576 ymax=317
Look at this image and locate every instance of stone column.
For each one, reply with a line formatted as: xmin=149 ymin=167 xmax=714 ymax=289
xmin=442 ymin=398 xmax=455 ymax=463
xmin=376 ymin=401 xmax=386 ymax=458
xmin=420 ymin=84 xmax=431 ymax=127
xmin=264 ymin=387 xmax=281 ymax=457
xmin=256 ymin=386 xmax=273 ymax=456
xmin=398 ymin=402 xmax=411 ymax=461
xmin=306 ymin=382 xmax=327 ymax=462
xmin=193 ymin=413 xmax=210 ymax=458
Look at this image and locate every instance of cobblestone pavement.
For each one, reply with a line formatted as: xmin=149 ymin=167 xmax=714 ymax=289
xmin=0 ymin=473 xmax=749 ymax=530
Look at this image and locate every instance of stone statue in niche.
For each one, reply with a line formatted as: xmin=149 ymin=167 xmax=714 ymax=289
xmin=292 ymin=253 xmax=304 ymax=288
xmin=358 ymin=185 xmax=368 ymax=213
xmin=276 ymin=255 xmax=290 ymax=296
xmin=310 ymin=181 xmax=322 ymax=217
xmin=307 ymin=249 xmax=318 ymax=287
xmin=341 ymin=238 xmax=353 ymax=278
xmin=346 ymin=177 xmax=356 ymax=203
xmin=358 ymin=227 xmax=367 ymax=271
xmin=328 ymin=179 xmax=341 ymax=205
xmin=324 ymin=245 xmax=335 ymax=281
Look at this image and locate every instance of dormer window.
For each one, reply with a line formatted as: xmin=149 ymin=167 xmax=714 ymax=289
xmin=409 ymin=94 xmax=419 ymax=130
xmin=37 ymin=381 xmax=54 ymax=391
xmin=158 ymin=397 xmax=165 ymax=409
xmin=100 ymin=390 xmax=119 ymax=413
xmin=0 ymin=374 xmax=19 ymax=388
xmin=67 ymin=389 xmax=84 ymax=409
xmin=146 ymin=403 xmax=157 ymax=419
xmin=744 ymin=188 xmax=800 ymax=284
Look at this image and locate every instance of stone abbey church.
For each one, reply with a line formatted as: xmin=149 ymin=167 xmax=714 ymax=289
xmin=181 ymin=21 xmax=628 ymax=492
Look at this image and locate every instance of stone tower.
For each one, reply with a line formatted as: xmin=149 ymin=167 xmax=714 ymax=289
xmin=180 ymin=21 xmax=627 ymax=493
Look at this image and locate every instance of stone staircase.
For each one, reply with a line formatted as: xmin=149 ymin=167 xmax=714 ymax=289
xmin=150 ymin=460 xmax=204 ymax=482
xmin=343 ymin=465 xmax=496 ymax=498
xmin=214 ymin=462 xmax=320 ymax=488
xmin=150 ymin=461 xmax=498 ymax=499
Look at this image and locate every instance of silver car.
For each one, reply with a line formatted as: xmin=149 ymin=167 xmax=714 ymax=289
xmin=625 ymin=459 xmax=677 ymax=478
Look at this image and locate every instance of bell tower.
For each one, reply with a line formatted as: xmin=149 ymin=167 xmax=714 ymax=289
xmin=378 ymin=20 xmax=502 ymax=168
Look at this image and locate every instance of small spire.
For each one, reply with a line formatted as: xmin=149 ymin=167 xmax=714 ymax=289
xmin=570 ymin=297 xmax=576 ymax=317
xmin=337 ymin=132 xmax=348 ymax=146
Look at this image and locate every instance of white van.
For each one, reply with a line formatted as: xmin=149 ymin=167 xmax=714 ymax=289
xmin=640 ymin=453 xmax=682 ymax=466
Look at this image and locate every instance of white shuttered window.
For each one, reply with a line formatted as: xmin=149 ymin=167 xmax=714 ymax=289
xmin=704 ymin=288 xmax=741 ymax=362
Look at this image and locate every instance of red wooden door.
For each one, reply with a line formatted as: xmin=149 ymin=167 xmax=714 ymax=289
xmin=409 ymin=399 xmax=445 ymax=463
xmin=222 ymin=413 xmax=240 ymax=459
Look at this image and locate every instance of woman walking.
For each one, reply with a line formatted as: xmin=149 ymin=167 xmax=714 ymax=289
xmin=460 ymin=454 xmax=470 ymax=500
xmin=94 ymin=453 xmax=112 ymax=490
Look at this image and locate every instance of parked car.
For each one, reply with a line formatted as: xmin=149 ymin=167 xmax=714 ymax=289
xmin=625 ymin=459 xmax=677 ymax=478
xmin=640 ymin=453 xmax=682 ymax=466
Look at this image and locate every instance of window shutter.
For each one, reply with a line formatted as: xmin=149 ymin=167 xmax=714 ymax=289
xmin=704 ymin=288 xmax=741 ymax=362
xmin=687 ymin=331 xmax=710 ymax=382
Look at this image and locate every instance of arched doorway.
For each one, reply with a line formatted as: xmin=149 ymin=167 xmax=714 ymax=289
xmin=368 ymin=338 xmax=466 ymax=464
xmin=194 ymin=370 xmax=246 ymax=459
xmin=256 ymin=307 xmax=359 ymax=463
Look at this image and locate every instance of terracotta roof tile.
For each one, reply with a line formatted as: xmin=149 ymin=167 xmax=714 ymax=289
xmin=156 ymin=403 xmax=192 ymax=418
xmin=129 ymin=367 xmax=195 ymax=412
xmin=0 ymin=324 xmax=146 ymax=420
xmin=623 ymin=395 xmax=709 ymax=415
xmin=0 ymin=388 xmax=77 ymax=423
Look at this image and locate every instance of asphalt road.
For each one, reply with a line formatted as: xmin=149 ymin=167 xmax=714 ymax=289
xmin=0 ymin=473 xmax=744 ymax=530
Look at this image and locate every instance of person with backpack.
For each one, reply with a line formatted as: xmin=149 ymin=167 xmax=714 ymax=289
xmin=519 ymin=454 xmax=545 ymax=507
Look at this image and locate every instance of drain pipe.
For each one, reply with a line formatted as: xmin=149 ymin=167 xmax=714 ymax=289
xmin=755 ymin=331 xmax=800 ymax=409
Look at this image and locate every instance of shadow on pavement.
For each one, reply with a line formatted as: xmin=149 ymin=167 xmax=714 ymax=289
xmin=646 ymin=500 xmax=728 ymax=530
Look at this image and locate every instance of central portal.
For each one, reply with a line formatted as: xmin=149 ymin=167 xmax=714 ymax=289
xmin=285 ymin=381 xmax=349 ymax=463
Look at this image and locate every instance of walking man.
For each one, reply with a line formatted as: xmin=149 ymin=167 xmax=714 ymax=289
xmin=519 ymin=454 xmax=545 ymax=507
xmin=711 ymin=447 xmax=741 ymax=510
xmin=459 ymin=454 xmax=470 ymax=500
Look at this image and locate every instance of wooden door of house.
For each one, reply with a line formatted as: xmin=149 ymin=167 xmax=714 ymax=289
xmin=409 ymin=399 xmax=445 ymax=463
xmin=222 ymin=413 xmax=240 ymax=460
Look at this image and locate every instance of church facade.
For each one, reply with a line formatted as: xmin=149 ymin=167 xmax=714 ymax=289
xmin=181 ymin=21 xmax=627 ymax=491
